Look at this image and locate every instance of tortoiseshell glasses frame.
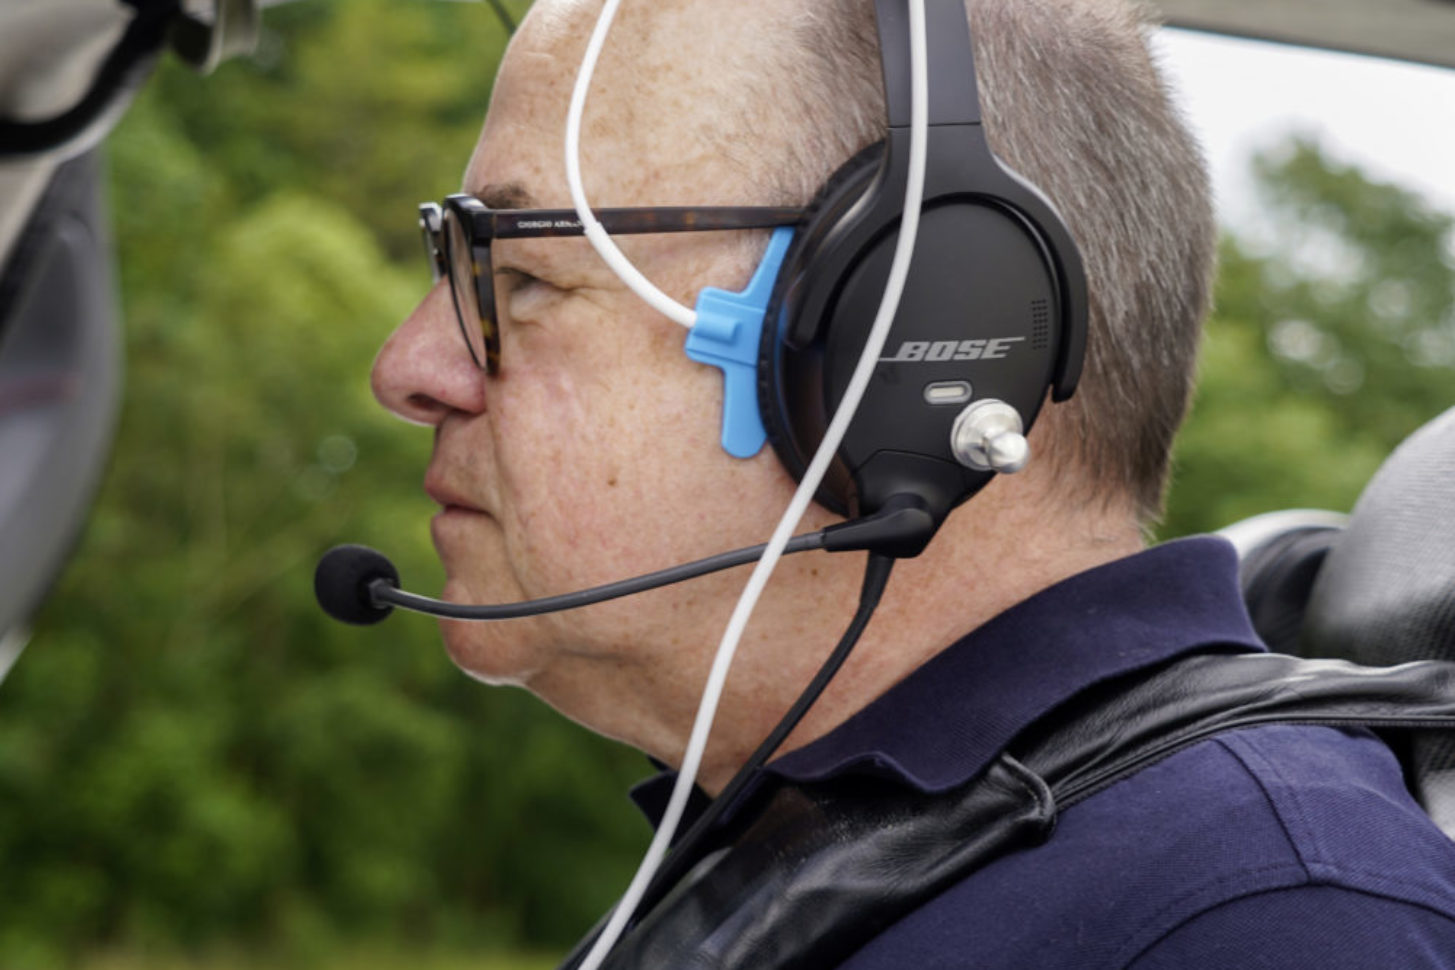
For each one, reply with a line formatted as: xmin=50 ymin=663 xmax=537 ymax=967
xmin=419 ymin=193 xmax=804 ymax=373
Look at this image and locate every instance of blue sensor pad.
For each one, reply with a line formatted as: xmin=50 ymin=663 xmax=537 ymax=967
xmin=685 ymin=226 xmax=795 ymax=459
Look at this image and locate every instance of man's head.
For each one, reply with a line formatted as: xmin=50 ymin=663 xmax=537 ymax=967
xmin=370 ymin=0 xmax=1214 ymax=787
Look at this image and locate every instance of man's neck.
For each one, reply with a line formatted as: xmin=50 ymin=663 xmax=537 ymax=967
xmin=692 ymin=503 xmax=1147 ymax=794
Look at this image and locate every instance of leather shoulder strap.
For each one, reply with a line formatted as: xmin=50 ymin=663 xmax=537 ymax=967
xmin=1018 ymin=653 xmax=1455 ymax=811
xmin=582 ymin=655 xmax=1455 ymax=970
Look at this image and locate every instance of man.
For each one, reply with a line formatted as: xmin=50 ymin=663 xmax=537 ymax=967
xmin=371 ymin=0 xmax=1455 ymax=965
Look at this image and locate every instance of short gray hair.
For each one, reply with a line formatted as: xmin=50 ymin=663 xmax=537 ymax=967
xmin=751 ymin=0 xmax=1216 ymax=525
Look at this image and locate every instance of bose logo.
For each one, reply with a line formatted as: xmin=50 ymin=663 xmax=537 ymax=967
xmin=880 ymin=338 xmax=1026 ymax=364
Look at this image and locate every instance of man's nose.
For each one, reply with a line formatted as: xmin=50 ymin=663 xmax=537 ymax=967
xmin=371 ymin=282 xmax=487 ymax=426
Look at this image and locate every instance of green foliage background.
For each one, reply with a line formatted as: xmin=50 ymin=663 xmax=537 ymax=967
xmin=1163 ymin=142 xmax=1455 ymax=534
xmin=0 ymin=2 xmax=1452 ymax=967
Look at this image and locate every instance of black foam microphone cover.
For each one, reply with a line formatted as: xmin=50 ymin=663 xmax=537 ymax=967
xmin=314 ymin=544 xmax=400 ymax=626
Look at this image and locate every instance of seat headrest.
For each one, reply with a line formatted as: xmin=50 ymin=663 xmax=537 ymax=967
xmin=1219 ymin=510 xmax=1347 ymax=656
xmin=1302 ymin=407 xmax=1455 ymax=666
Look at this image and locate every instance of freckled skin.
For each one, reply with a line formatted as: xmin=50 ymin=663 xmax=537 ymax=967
xmin=371 ymin=0 xmax=1145 ymax=792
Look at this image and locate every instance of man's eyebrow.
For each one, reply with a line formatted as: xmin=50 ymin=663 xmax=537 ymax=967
xmin=468 ymin=182 xmax=538 ymax=210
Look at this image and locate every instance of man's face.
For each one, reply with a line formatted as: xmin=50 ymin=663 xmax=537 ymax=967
xmin=370 ymin=0 xmax=844 ymax=743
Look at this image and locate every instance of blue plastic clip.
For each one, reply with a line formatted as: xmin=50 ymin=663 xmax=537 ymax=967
xmin=685 ymin=226 xmax=795 ymax=459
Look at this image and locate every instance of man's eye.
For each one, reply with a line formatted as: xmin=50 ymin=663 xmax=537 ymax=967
xmin=496 ymin=267 xmax=546 ymax=295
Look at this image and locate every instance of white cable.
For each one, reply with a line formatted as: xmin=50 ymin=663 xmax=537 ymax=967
xmin=575 ymin=3 xmax=932 ymax=968
xmin=565 ymin=0 xmax=698 ymax=329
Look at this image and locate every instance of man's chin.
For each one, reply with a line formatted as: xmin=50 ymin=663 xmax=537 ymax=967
xmin=435 ymin=578 xmax=540 ymax=688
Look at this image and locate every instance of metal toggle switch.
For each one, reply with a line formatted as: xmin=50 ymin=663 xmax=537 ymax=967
xmin=950 ymin=399 xmax=1030 ymax=474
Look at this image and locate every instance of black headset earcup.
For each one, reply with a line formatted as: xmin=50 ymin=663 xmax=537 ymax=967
xmin=758 ymin=143 xmax=887 ymax=515
xmin=757 ymin=128 xmax=1077 ymax=528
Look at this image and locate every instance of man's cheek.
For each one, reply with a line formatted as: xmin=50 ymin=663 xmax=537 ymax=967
xmin=502 ymin=356 xmax=599 ymax=431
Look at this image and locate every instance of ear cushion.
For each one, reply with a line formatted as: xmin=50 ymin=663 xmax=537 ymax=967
xmin=756 ymin=141 xmax=887 ymax=512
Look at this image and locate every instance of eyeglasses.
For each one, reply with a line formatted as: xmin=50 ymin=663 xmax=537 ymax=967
xmin=418 ymin=194 xmax=804 ymax=373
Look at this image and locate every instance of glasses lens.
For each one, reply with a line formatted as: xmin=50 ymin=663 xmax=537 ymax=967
xmin=445 ymin=209 xmax=493 ymax=371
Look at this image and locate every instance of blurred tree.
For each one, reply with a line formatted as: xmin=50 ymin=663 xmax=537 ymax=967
xmin=1162 ymin=137 xmax=1455 ymax=536
xmin=149 ymin=0 xmax=510 ymax=258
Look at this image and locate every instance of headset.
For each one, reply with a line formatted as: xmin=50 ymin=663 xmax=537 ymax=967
xmin=683 ymin=1 xmax=1091 ymax=540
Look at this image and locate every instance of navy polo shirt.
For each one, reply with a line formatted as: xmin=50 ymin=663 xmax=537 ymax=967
xmin=632 ymin=537 xmax=1455 ymax=968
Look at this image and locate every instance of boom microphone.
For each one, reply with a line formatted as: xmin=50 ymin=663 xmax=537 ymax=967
xmin=315 ymin=536 xmax=824 ymax=627
xmin=314 ymin=545 xmax=402 ymax=626
xmin=314 ymin=496 xmax=940 ymax=627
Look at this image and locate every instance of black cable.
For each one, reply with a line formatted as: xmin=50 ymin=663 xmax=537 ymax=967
xmin=371 ymin=531 xmax=827 ymax=620
xmin=557 ymin=552 xmax=896 ymax=968
xmin=640 ymin=552 xmax=895 ymax=909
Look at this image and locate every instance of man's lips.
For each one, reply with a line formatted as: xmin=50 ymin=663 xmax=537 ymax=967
xmin=424 ymin=473 xmax=488 ymax=515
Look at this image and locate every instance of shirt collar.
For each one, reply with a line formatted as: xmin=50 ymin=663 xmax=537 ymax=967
xmin=632 ymin=536 xmax=1265 ymax=824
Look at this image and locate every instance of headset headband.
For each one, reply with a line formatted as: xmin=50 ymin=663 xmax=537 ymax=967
xmin=877 ymin=0 xmax=981 ymax=129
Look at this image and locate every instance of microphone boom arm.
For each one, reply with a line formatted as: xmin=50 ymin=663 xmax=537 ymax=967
xmin=316 ymin=493 xmax=938 ymax=626
xmin=369 ymin=533 xmax=827 ymax=621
